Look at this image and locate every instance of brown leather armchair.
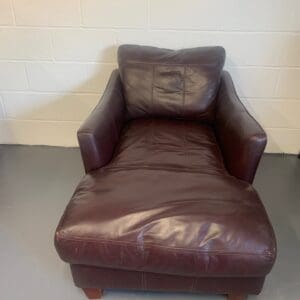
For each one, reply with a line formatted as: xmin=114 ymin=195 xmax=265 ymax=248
xmin=55 ymin=45 xmax=276 ymax=300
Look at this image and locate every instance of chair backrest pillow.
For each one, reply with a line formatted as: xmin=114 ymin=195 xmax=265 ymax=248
xmin=118 ymin=44 xmax=225 ymax=121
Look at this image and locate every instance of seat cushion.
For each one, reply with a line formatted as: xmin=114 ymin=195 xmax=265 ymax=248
xmin=55 ymin=119 xmax=276 ymax=278
xmin=110 ymin=119 xmax=226 ymax=175
xmin=118 ymin=45 xmax=225 ymax=121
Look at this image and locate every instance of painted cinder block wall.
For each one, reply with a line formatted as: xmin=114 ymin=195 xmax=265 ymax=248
xmin=0 ymin=0 xmax=299 ymax=153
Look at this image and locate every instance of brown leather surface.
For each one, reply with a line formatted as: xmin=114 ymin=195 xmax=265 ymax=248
xmin=71 ymin=264 xmax=265 ymax=295
xmin=55 ymin=45 xmax=276 ymax=295
xmin=215 ymin=71 xmax=267 ymax=183
xmin=118 ymin=45 xmax=225 ymax=121
xmin=55 ymin=118 xmax=276 ymax=278
xmin=110 ymin=119 xmax=226 ymax=175
xmin=77 ymin=70 xmax=125 ymax=173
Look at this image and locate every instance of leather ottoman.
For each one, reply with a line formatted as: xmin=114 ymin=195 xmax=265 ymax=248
xmin=55 ymin=45 xmax=276 ymax=300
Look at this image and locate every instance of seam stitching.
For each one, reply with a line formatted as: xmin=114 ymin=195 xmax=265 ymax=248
xmin=124 ymin=61 xmax=219 ymax=67
xmin=182 ymin=65 xmax=186 ymax=117
xmin=57 ymin=234 xmax=274 ymax=258
xmin=151 ymin=64 xmax=155 ymax=116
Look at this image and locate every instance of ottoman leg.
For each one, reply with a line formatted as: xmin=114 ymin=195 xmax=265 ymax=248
xmin=228 ymin=294 xmax=247 ymax=300
xmin=82 ymin=288 xmax=103 ymax=299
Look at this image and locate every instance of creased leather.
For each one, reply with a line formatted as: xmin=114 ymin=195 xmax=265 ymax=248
xmin=77 ymin=70 xmax=125 ymax=173
xmin=55 ymin=45 xmax=276 ymax=295
xmin=215 ymin=71 xmax=267 ymax=183
xmin=71 ymin=265 xmax=265 ymax=295
xmin=118 ymin=45 xmax=225 ymax=121
xmin=110 ymin=119 xmax=226 ymax=175
xmin=56 ymin=118 xmax=276 ymax=278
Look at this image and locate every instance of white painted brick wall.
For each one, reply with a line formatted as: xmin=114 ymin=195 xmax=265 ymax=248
xmin=52 ymin=29 xmax=117 ymax=62
xmin=0 ymin=1 xmax=14 ymax=25
xmin=0 ymin=95 xmax=5 ymax=119
xmin=81 ymin=0 xmax=148 ymax=28
xmin=12 ymin=0 xmax=81 ymax=27
xmin=0 ymin=62 xmax=29 ymax=90
xmin=0 ymin=0 xmax=299 ymax=154
xmin=2 ymin=92 xmax=99 ymax=121
xmin=0 ymin=28 xmax=52 ymax=60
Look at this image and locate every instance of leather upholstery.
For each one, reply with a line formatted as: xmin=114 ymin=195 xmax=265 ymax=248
xmin=56 ymin=119 xmax=276 ymax=278
xmin=110 ymin=119 xmax=226 ymax=175
xmin=71 ymin=265 xmax=265 ymax=295
xmin=55 ymin=45 xmax=276 ymax=296
xmin=215 ymin=71 xmax=267 ymax=183
xmin=77 ymin=70 xmax=125 ymax=173
xmin=118 ymin=45 xmax=225 ymax=121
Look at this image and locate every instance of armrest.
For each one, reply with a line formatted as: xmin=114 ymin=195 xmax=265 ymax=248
xmin=214 ymin=71 xmax=267 ymax=183
xmin=77 ymin=70 xmax=126 ymax=173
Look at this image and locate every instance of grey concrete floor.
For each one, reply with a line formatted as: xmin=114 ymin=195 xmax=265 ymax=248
xmin=0 ymin=145 xmax=299 ymax=300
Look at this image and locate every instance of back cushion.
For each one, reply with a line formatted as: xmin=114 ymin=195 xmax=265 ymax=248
xmin=118 ymin=45 xmax=225 ymax=121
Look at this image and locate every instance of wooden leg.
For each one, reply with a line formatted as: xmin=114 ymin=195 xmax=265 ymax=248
xmin=82 ymin=288 xmax=103 ymax=299
xmin=228 ymin=294 xmax=247 ymax=300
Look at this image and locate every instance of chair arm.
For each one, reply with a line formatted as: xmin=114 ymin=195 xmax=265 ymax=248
xmin=214 ymin=71 xmax=267 ymax=183
xmin=77 ymin=70 xmax=126 ymax=173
